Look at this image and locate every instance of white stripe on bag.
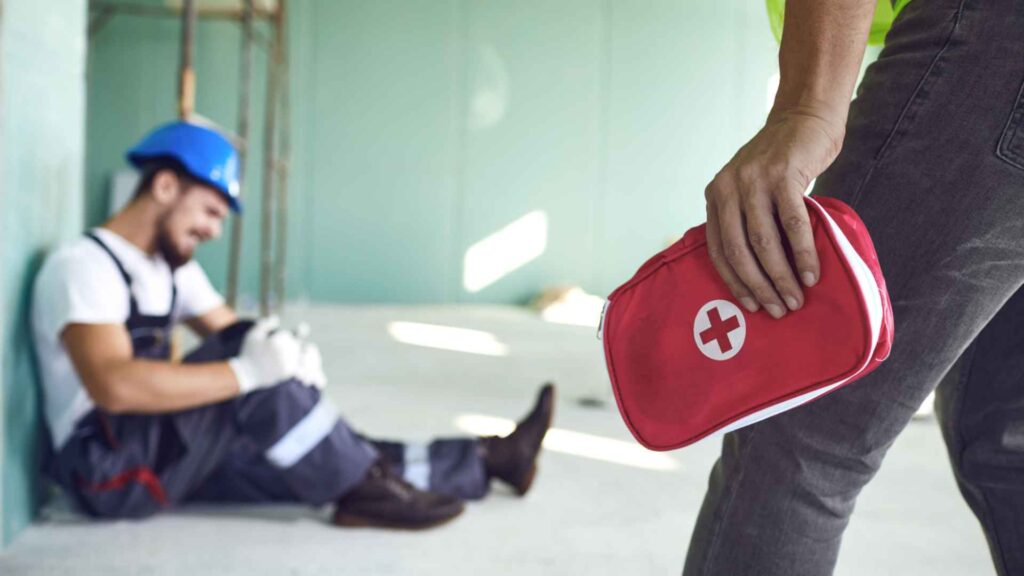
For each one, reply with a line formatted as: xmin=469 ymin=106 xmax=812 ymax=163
xmin=266 ymin=398 xmax=339 ymax=468
xmin=402 ymin=443 xmax=431 ymax=491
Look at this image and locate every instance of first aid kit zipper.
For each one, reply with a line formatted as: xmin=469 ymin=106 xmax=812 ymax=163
xmin=597 ymin=299 xmax=610 ymax=340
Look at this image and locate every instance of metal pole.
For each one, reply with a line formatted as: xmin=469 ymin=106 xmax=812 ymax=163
xmin=177 ymin=0 xmax=196 ymax=120
xmin=89 ymin=1 xmax=275 ymax=22
xmin=259 ymin=7 xmax=281 ymax=316
xmin=226 ymin=0 xmax=255 ymax=309
xmin=273 ymin=0 xmax=290 ymax=308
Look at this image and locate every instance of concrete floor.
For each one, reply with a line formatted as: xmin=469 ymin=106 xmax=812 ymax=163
xmin=0 ymin=304 xmax=993 ymax=575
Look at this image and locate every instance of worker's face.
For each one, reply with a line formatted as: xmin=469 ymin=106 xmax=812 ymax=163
xmin=152 ymin=171 xmax=230 ymax=268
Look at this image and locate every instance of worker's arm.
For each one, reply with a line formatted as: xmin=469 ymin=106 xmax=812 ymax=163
xmin=64 ymin=323 xmax=240 ymax=413
xmin=63 ymin=317 xmax=300 ymax=414
xmin=703 ymin=0 xmax=876 ymax=318
xmin=185 ymin=304 xmax=238 ymax=338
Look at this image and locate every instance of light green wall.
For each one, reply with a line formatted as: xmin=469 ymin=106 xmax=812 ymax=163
xmin=0 ymin=0 xmax=87 ymax=546
xmin=86 ymin=0 xmax=778 ymax=305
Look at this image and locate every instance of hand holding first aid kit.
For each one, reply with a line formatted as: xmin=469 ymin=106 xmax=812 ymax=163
xmin=601 ymin=196 xmax=894 ymax=450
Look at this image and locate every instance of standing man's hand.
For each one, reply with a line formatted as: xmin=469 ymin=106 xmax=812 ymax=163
xmin=703 ymin=0 xmax=876 ymax=319
xmin=704 ymin=109 xmax=843 ymax=318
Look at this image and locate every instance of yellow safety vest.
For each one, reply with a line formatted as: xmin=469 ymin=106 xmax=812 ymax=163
xmin=766 ymin=0 xmax=913 ymax=46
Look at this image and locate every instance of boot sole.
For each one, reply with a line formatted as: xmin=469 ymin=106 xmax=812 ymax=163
xmin=333 ymin=508 xmax=464 ymax=531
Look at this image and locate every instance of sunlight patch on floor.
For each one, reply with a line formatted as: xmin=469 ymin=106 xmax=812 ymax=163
xmin=454 ymin=414 xmax=680 ymax=471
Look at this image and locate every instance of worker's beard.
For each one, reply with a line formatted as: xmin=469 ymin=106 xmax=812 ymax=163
xmin=156 ymin=223 xmax=193 ymax=270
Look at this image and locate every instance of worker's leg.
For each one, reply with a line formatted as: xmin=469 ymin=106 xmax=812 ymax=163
xmin=182 ymin=442 xmax=297 ymax=503
xmin=182 ymin=325 xmax=473 ymax=529
xmin=178 ymin=323 xmax=378 ymax=505
xmin=180 ymin=324 xmax=552 ymax=504
xmin=52 ymin=408 xmax=231 ymax=519
xmin=55 ymin=322 xmax=377 ymax=517
xmin=936 ymin=285 xmax=1024 ymax=576
xmin=188 ymin=384 xmax=379 ymax=506
xmin=181 ymin=322 xmax=482 ymax=503
xmin=47 ymin=328 xmax=249 ymax=517
xmin=178 ymin=381 xmax=377 ymax=506
xmin=58 ymin=381 xmax=376 ymax=517
xmin=683 ymin=0 xmax=1024 ymax=573
xmin=369 ymin=438 xmax=489 ymax=501
xmin=367 ymin=383 xmax=556 ymax=500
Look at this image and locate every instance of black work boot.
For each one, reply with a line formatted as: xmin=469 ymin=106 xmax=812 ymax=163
xmin=482 ymin=383 xmax=556 ymax=496
xmin=334 ymin=460 xmax=464 ymax=530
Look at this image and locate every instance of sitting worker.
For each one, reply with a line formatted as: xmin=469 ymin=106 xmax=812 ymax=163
xmin=32 ymin=120 xmax=555 ymax=530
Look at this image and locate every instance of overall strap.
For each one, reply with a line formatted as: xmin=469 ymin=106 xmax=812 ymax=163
xmin=84 ymin=231 xmax=178 ymax=321
xmin=84 ymin=231 xmax=133 ymax=288
xmin=168 ymin=278 xmax=178 ymax=320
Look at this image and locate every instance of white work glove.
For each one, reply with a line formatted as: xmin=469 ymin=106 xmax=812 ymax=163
xmin=296 ymin=341 xmax=327 ymax=390
xmin=228 ymin=316 xmax=302 ymax=394
xmin=292 ymin=322 xmax=327 ymax=390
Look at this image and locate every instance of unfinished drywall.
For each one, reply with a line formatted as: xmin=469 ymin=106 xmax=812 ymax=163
xmin=85 ymin=0 xmax=777 ymax=305
xmin=0 ymin=0 xmax=86 ymax=547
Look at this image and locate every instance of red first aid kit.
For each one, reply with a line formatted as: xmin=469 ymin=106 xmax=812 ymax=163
xmin=600 ymin=196 xmax=894 ymax=451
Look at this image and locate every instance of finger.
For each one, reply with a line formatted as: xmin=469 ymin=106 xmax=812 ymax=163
xmin=706 ymin=200 xmax=759 ymax=313
xmin=309 ymin=348 xmax=326 ymax=388
xmin=310 ymin=370 xmax=327 ymax=390
xmin=744 ymin=193 xmax=804 ymax=311
xmin=249 ymin=315 xmax=280 ymax=340
xmin=264 ymin=315 xmax=282 ymax=336
xmin=298 ymin=339 xmax=319 ymax=364
xmin=301 ymin=345 xmax=326 ymax=389
xmin=269 ymin=329 xmax=302 ymax=362
xmin=302 ymin=342 xmax=321 ymax=365
xmin=718 ymin=197 xmax=787 ymax=318
xmin=271 ymin=328 xmax=299 ymax=347
xmin=777 ymin=188 xmax=820 ymax=287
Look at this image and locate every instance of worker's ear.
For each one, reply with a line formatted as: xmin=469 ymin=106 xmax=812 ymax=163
xmin=150 ymin=169 xmax=184 ymax=208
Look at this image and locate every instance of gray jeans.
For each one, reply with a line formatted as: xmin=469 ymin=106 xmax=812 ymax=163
xmin=683 ymin=0 xmax=1024 ymax=574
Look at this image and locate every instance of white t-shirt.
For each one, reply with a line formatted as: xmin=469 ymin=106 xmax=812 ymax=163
xmin=32 ymin=228 xmax=225 ymax=449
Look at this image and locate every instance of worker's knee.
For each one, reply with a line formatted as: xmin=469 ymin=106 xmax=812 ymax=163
xmin=235 ymin=379 xmax=325 ymax=443
xmin=255 ymin=378 xmax=320 ymax=408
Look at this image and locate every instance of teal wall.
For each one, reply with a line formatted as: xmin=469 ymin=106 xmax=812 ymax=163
xmin=86 ymin=0 xmax=778 ymax=305
xmin=0 ymin=0 xmax=87 ymax=546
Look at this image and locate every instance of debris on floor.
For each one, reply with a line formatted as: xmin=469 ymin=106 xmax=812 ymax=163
xmin=531 ymin=285 xmax=605 ymax=329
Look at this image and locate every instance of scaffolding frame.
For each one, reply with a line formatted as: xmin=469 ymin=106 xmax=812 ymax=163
xmin=88 ymin=0 xmax=291 ymax=316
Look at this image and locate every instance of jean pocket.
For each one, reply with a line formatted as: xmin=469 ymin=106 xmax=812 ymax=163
xmin=996 ymin=77 xmax=1024 ymax=171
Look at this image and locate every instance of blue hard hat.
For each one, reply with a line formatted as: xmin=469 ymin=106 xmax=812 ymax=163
xmin=126 ymin=121 xmax=243 ymax=213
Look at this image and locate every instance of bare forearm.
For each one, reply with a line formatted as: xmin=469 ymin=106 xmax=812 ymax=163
xmin=701 ymin=0 xmax=877 ymax=318
xmin=102 ymin=359 xmax=241 ymax=413
xmin=771 ymin=0 xmax=876 ymax=129
xmin=186 ymin=304 xmax=239 ymax=338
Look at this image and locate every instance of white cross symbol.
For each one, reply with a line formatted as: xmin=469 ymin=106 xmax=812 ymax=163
xmin=693 ymin=300 xmax=746 ymax=361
